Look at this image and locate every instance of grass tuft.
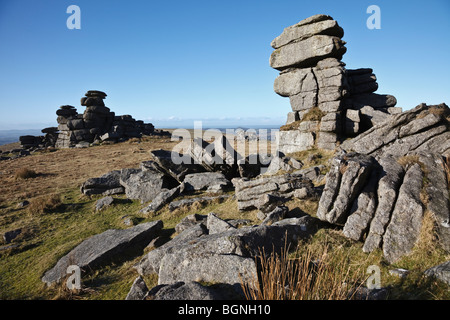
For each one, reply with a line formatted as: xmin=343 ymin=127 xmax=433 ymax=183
xmin=14 ymin=168 xmax=38 ymax=180
xmin=241 ymin=240 xmax=369 ymax=300
xmin=26 ymin=193 xmax=63 ymax=216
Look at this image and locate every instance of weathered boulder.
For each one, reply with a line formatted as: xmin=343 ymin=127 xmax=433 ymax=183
xmin=342 ymin=169 xmax=379 ymax=241
xmin=149 ymin=149 xmax=206 ymax=182
xmin=42 ymin=221 xmax=163 ymax=286
xmin=174 ymin=214 xmax=208 ymax=234
xmin=168 ymin=195 xmax=230 ymax=211
xmin=424 ymin=261 xmax=450 ymax=286
xmin=80 ymin=168 xmax=140 ymax=196
xmin=261 ymin=206 xmax=289 ymax=225
xmin=206 ymin=212 xmax=236 ymax=235
xmin=140 ymin=186 xmax=181 ymax=214
xmin=147 ymin=282 xmax=216 ymax=300
xmin=125 ymin=276 xmax=149 ymax=300
xmin=158 ymin=251 xmax=257 ymax=286
xmin=264 ymin=155 xmax=303 ymax=175
xmin=120 ymin=169 xmax=178 ymax=204
xmin=3 ymin=228 xmax=22 ymax=244
xmin=137 ymin=223 xmax=208 ymax=276
xmin=95 ymin=196 xmax=115 ymax=211
xmin=276 ymin=130 xmax=315 ymax=154
xmin=182 ymin=172 xmax=231 ymax=192
xmin=186 ymin=136 xmax=243 ymax=178
xmin=233 ymin=172 xmax=314 ymax=211
xmin=414 ymin=152 xmax=450 ymax=252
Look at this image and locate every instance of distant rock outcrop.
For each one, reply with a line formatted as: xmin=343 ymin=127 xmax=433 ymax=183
xmin=270 ymin=15 xmax=399 ymax=153
xmin=17 ymin=90 xmax=169 ymax=152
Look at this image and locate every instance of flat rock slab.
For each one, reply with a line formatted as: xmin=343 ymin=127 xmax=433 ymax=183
xmin=42 ymin=221 xmax=163 ymax=286
xmin=270 ymin=35 xmax=346 ymax=70
xmin=382 ymin=163 xmax=424 ymax=264
xmin=183 ymin=172 xmax=231 ymax=192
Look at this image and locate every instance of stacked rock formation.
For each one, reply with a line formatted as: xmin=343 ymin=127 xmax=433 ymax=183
xmin=54 ymin=90 xmax=157 ymax=148
xmin=270 ymin=14 xmax=399 ymax=153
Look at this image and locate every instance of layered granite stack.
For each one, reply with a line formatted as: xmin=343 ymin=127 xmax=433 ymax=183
xmin=270 ymin=15 xmax=398 ymax=153
xmin=54 ymin=90 xmax=156 ymax=148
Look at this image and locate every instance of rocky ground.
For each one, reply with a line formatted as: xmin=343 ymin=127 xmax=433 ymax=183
xmin=1 ymin=14 xmax=449 ymax=301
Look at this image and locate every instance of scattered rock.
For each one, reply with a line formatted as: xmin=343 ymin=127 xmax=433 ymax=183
xmin=125 ymin=276 xmax=149 ymax=300
xmin=233 ymin=173 xmax=314 ymax=211
xmin=389 ymin=268 xmax=410 ymax=278
xmin=3 ymin=229 xmax=22 ymax=244
xmin=95 ymin=196 xmax=114 ymax=211
xmin=140 ymin=186 xmax=180 ymax=214
xmin=121 ymin=169 xmax=178 ymax=204
xmin=182 ymin=172 xmax=231 ymax=192
xmin=174 ymin=214 xmax=208 ymax=234
xmin=168 ymin=195 xmax=230 ymax=211
xmin=16 ymin=201 xmax=30 ymax=209
xmin=424 ymin=261 xmax=450 ymax=285
xmin=206 ymin=212 xmax=236 ymax=235
xmin=261 ymin=206 xmax=288 ymax=225
xmin=146 ymin=281 xmax=241 ymax=300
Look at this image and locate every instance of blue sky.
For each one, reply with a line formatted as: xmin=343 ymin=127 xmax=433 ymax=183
xmin=0 ymin=0 xmax=449 ymax=129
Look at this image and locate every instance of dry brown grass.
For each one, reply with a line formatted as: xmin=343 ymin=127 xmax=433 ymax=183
xmin=444 ymin=156 xmax=450 ymax=186
xmin=26 ymin=193 xmax=63 ymax=216
xmin=0 ymin=136 xmax=178 ymax=206
xmin=14 ymin=168 xmax=37 ymax=180
xmin=416 ymin=104 xmax=450 ymax=121
xmin=241 ymin=241 xmax=368 ymax=300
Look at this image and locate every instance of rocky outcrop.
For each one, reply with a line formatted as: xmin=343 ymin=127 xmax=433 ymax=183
xmin=317 ymin=149 xmax=450 ymax=263
xmin=42 ymin=221 xmax=163 ymax=286
xmin=341 ymin=103 xmax=450 ymax=158
xmin=317 ymin=103 xmax=450 ymax=262
xmin=55 ymin=91 xmax=156 ymax=148
xmin=270 ymin=15 xmax=398 ymax=153
xmin=18 ymin=90 xmax=168 ymax=152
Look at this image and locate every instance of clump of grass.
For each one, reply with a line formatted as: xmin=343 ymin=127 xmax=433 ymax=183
xmin=27 ymin=193 xmax=63 ymax=215
xmin=14 ymin=168 xmax=38 ymax=180
xmin=397 ymin=155 xmax=421 ymax=169
xmin=288 ymin=147 xmax=335 ymax=169
xmin=241 ymin=241 xmax=369 ymax=300
xmin=302 ymin=107 xmax=325 ymax=122
xmin=280 ymin=108 xmax=325 ymax=131
xmin=443 ymin=156 xmax=450 ymax=186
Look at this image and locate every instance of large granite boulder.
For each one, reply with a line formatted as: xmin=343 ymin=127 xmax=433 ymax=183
xmin=42 ymin=221 xmax=163 ymax=286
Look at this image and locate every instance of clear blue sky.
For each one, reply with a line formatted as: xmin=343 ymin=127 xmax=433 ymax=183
xmin=0 ymin=0 xmax=449 ymax=129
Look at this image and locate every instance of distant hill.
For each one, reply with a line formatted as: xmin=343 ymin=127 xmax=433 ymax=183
xmin=0 ymin=129 xmax=43 ymax=146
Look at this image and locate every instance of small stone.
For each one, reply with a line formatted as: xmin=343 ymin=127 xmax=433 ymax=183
xmin=95 ymin=196 xmax=114 ymax=211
